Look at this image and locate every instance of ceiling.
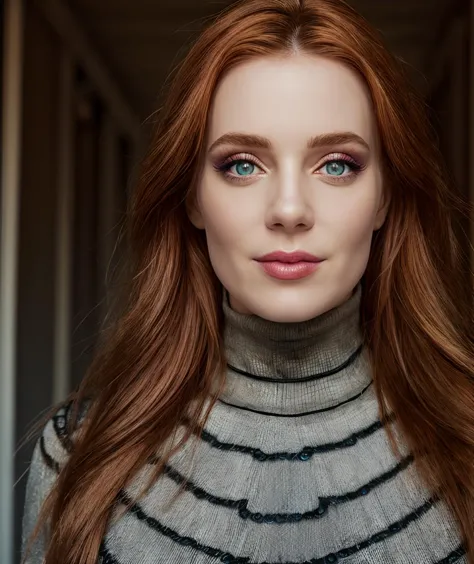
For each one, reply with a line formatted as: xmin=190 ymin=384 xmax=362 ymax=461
xmin=64 ymin=0 xmax=460 ymax=120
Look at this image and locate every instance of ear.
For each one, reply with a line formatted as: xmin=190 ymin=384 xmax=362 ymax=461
xmin=185 ymin=190 xmax=205 ymax=230
xmin=373 ymin=186 xmax=391 ymax=231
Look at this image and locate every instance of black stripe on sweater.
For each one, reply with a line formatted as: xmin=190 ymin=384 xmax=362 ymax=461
xmin=147 ymin=454 xmax=414 ymax=524
xmin=101 ymin=490 xmax=465 ymax=564
xmin=55 ymin=398 xmax=395 ymax=462
xmin=217 ymin=381 xmax=372 ymax=417
xmin=43 ymin=424 xmax=417 ymax=526
xmin=39 ymin=436 xmax=60 ymax=473
xmin=52 ymin=401 xmax=75 ymax=453
xmin=47 ymin=409 xmax=418 ymax=524
xmin=39 ymin=436 xmax=466 ymax=564
xmin=44 ymin=418 xmax=416 ymax=525
xmin=53 ymin=398 xmax=395 ymax=464
xmin=194 ymin=413 xmax=395 ymax=461
xmin=226 ymin=344 xmax=364 ymax=383
xmin=99 ymin=538 xmax=466 ymax=564
xmin=50 ymin=404 xmax=416 ymax=523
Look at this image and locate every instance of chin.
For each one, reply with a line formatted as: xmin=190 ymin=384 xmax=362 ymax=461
xmin=254 ymin=305 xmax=326 ymax=323
xmin=227 ymin=278 xmax=358 ymax=323
xmin=245 ymin=291 xmax=338 ymax=323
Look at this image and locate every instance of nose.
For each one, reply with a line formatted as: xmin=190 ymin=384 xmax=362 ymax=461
xmin=265 ymin=174 xmax=314 ymax=232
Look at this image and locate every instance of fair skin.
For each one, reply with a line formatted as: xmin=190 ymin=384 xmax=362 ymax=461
xmin=188 ymin=53 xmax=389 ymax=322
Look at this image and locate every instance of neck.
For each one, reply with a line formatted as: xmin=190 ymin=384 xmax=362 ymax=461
xmin=219 ymin=284 xmax=372 ymax=416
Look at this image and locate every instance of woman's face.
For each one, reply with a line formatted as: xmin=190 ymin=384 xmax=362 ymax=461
xmin=189 ymin=53 xmax=389 ymax=322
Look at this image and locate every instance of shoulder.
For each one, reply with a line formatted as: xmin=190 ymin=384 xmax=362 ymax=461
xmin=39 ymin=398 xmax=91 ymax=471
xmin=24 ymin=397 xmax=92 ymax=496
xmin=22 ymin=398 xmax=92 ymax=559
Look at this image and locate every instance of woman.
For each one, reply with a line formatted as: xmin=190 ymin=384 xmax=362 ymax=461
xmin=21 ymin=0 xmax=474 ymax=562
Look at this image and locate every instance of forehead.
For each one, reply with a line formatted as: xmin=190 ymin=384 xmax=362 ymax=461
xmin=207 ymin=54 xmax=377 ymax=150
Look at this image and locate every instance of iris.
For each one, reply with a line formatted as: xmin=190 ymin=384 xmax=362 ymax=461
xmin=325 ymin=160 xmax=347 ymax=176
xmin=234 ymin=161 xmax=255 ymax=176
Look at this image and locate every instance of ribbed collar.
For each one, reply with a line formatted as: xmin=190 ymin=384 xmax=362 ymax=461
xmin=219 ymin=284 xmax=372 ymax=416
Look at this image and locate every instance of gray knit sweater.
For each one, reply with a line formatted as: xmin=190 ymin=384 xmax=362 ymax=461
xmin=22 ymin=284 xmax=466 ymax=563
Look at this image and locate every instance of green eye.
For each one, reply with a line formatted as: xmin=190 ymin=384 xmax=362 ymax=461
xmin=232 ymin=161 xmax=255 ymax=176
xmin=324 ymin=161 xmax=349 ymax=176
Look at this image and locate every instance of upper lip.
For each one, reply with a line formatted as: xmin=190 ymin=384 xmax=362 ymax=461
xmin=255 ymin=251 xmax=323 ymax=263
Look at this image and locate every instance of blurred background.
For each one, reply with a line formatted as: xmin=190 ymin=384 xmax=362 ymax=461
xmin=0 ymin=0 xmax=472 ymax=562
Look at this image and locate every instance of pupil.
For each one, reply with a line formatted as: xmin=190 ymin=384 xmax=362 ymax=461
xmin=236 ymin=161 xmax=254 ymax=175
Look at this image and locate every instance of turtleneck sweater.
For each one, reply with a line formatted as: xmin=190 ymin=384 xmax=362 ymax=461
xmin=22 ymin=284 xmax=466 ymax=564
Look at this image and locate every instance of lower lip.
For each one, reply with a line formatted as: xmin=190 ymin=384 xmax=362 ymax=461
xmin=257 ymin=260 xmax=322 ymax=280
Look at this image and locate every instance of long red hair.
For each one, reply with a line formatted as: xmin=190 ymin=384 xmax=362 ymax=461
xmin=22 ymin=0 xmax=474 ymax=562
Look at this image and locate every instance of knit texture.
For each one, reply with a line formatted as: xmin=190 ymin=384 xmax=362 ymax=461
xmin=22 ymin=284 xmax=466 ymax=563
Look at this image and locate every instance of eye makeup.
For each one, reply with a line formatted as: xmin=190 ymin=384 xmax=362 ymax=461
xmin=211 ymin=150 xmax=367 ymax=184
xmin=212 ymin=152 xmax=265 ymax=184
xmin=315 ymin=152 xmax=365 ymax=184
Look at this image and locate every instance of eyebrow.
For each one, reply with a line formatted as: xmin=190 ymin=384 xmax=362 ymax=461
xmin=208 ymin=131 xmax=370 ymax=152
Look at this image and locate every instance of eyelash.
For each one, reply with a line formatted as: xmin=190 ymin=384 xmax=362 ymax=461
xmin=213 ymin=152 xmax=364 ymax=184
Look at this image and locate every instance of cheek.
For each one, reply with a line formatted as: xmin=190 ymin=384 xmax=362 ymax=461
xmin=326 ymin=192 xmax=381 ymax=247
xmin=325 ymin=197 xmax=379 ymax=284
xmin=197 ymin=190 xmax=248 ymax=288
xmin=198 ymin=186 xmax=255 ymax=248
xmin=202 ymin=205 xmax=238 ymax=249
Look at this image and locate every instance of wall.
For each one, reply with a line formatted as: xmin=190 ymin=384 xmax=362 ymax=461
xmin=0 ymin=1 xmax=140 ymax=562
xmin=426 ymin=2 xmax=472 ymax=289
xmin=14 ymin=4 xmax=60 ymax=559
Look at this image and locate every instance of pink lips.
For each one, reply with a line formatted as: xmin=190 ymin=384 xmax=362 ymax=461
xmin=255 ymin=251 xmax=324 ymax=280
